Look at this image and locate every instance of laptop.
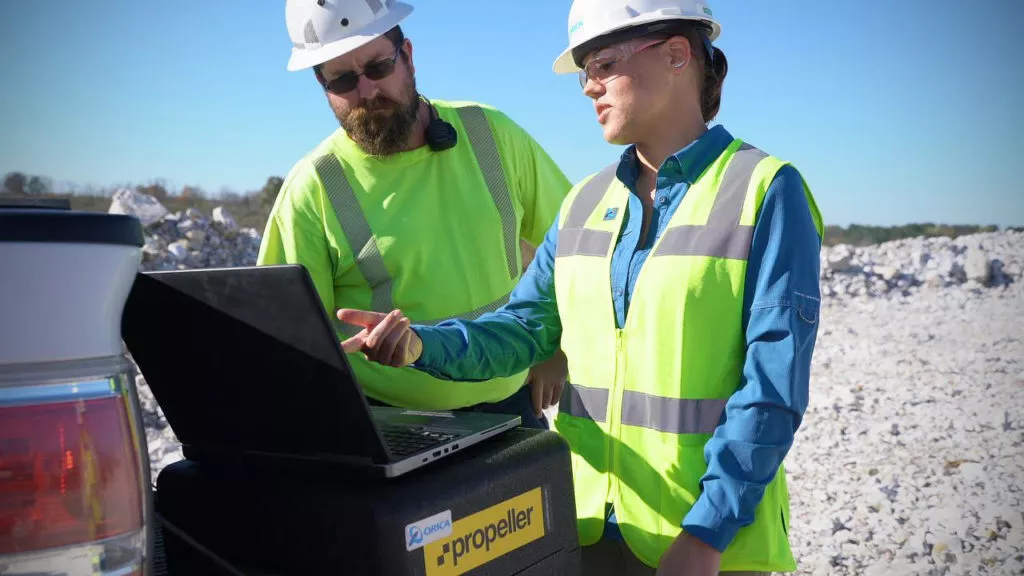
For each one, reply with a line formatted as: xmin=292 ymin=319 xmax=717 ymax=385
xmin=120 ymin=264 xmax=521 ymax=478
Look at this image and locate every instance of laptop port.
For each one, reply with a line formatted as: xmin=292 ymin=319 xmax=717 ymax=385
xmin=452 ymin=444 xmax=459 ymax=450
xmin=433 ymin=450 xmax=441 ymax=457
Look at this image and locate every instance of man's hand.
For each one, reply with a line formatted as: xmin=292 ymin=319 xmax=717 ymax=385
xmin=337 ymin=308 xmax=423 ymax=367
xmin=526 ymin=349 xmax=567 ymax=418
xmin=655 ymin=531 xmax=721 ymax=576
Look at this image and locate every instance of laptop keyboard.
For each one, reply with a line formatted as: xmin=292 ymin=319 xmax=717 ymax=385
xmin=380 ymin=427 xmax=458 ymax=457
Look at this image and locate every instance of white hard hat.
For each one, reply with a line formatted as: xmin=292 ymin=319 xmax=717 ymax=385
xmin=553 ymin=0 xmax=721 ymax=74
xmin=285 ymin=0 xmax=414 ymax=72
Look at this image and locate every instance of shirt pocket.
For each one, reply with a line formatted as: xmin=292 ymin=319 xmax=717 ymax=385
xmin=793 ymin=290 xmax=820 ymax=325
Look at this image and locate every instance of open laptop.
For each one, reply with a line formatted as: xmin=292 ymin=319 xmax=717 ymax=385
xmin=120 ymin=264 xmax=521 ymax=478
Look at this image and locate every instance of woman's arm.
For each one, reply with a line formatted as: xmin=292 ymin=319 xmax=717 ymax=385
xmin=681 ymin=164 xmax=823 ymax=551
xmin=412 ymin=217 xmax=564 ymax=381
xmin=339 ymin=217 xmax=565 ymax=382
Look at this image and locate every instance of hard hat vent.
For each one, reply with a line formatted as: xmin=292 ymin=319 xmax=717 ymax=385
xmin=365 ymin=0 xmax=384 ymax=13
xmin=304 ymin=20 xmax=320 ymax=45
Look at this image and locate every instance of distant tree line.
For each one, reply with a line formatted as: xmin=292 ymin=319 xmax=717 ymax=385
xmin=821 ymin=223 xmax=1016 ymax=246
xmin=3 ymin=171 xmax=283 ymax=208
xmin=2 ymin=171 xmax=284 ymax=230
xmin=3 ymin=172 xmax=52 ymax=196
xmin=3 ymin=170 xmax=1018 ymax=244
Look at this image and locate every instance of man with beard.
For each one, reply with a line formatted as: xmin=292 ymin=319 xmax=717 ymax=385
xmin=257 ymin=0 xmax=572 ymax=428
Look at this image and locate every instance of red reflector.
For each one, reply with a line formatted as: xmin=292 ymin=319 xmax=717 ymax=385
xmin=0 ymin=395 xmax=144 ymax=554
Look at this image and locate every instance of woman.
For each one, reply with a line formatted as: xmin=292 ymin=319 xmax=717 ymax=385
xmin=338 ymin=1 xmax=824 ymax=574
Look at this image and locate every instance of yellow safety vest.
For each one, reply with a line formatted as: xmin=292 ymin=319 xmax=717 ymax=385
xmin=259 ymin=101 xmax=569 ymax=409
xmin=552 ymin=138 xmax=824 ymax=571
xmin=314 ymin=105 xmax=522 ymax=332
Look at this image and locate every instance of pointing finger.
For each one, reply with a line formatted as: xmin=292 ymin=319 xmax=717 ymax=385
xmin=337 ymin=308 xmax=388 ymax=328
xmin=341 ymin=331 xmax=368 ymax=354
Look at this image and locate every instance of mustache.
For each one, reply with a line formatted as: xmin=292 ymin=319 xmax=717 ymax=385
xmin=351 ymin=96 xmax=401 ymax=114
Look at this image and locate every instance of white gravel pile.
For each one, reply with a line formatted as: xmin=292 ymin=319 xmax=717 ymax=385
xmin=108 ymin=187 xmax=263 ymax=272
xmin=135 ymin=371 xmax=185 ymax=480
xmin=788 ymin=266 xmax=1024 ymax=575
xmin=821 ymin=230 xmax=1022 ymax=298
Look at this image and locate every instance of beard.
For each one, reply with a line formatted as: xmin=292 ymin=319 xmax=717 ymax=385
xmin=332 ymin=74 xmax=421 ymax=157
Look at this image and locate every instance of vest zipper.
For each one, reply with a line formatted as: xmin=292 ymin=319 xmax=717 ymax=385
xmin=608 ymin=328 xmax=627 ymax=504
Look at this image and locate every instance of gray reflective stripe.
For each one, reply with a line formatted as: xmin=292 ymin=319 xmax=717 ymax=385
xmin=565 ymin=164 xmax=617 ymax=229
xmin=335 ymin=291 xmax=512 ymax=338
xmin=558 ymin=383 xmax=609 ymax=422
xmin=555 ymin=228 xmax=614 ymax=257
xmin=654 ymin=224 xmax=754 ymax=260
xmin=317 ymin=105 xmax=518 ymax=336
xmin=557 ymin=385 xmax=727 ymax=434
xmin=556 ymin=163 xmax=618 ymax=258
xmin=456 ymin=106 xmax=518 ymax=282
xmin=653 ymin=144 xmax=767 ymax=260
xmin=620 ymin=391 xmax=726 ymax=434
xmin=314 ymin=153 xmax=395 ymax=316
xmin=418 ymin=292 xmax=510 ymax=325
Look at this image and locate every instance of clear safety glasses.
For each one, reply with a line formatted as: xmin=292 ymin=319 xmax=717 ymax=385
xmin=578 ymin=39 xmax=667 ymax=89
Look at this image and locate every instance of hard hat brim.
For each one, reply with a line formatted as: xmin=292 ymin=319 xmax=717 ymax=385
xmin=552 ymin=14 xmax=720 ymax=74
xmin=287 ymin=2 xmax=414 ymax=72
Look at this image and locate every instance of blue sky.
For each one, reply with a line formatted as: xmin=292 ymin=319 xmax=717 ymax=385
xmin=1 ymin=1 xmax=1021 ymax=227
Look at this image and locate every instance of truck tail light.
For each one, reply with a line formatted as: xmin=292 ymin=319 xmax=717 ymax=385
xmin=0 ymin=377 xmax=147 ymax=575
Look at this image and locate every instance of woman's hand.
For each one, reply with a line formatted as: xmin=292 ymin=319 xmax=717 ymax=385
xmin=336 ymin=309 xmax=423 ymax=367
xmin=655 ymin=531 xmax=721 ymax=576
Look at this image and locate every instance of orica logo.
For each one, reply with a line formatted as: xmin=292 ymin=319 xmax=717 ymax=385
xmin=407 ymin=526 xmax=423 ymax=548
xmin=405 ymin=511 xmax=453 ymax=551
xmin=424 ymin=519 xmax=452 ymax=537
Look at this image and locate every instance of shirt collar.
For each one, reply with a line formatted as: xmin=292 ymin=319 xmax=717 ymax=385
xmin=616 ymin=124 xmax=735 ymax=189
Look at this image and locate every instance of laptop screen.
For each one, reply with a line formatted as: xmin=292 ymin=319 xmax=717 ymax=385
xmin=121 ymin=265 xmax=389 ymax=464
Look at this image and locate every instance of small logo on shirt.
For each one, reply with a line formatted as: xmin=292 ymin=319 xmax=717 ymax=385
xmin=603 ymin=207 xmax=618 ymax=221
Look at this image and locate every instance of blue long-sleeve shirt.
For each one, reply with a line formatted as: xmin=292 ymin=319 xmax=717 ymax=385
xmin=412 ymin=124 xmax=823 ymax=553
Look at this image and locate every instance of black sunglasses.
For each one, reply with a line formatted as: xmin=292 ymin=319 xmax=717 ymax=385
xmin=319 ymin=46 xmax=402 ymax=95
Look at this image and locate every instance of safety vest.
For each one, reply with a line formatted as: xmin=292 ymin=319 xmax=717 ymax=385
xmin=313 ymin=104 xmax=531 ymax=409
xmin=552 ymin=138 xmax=824 ymax=571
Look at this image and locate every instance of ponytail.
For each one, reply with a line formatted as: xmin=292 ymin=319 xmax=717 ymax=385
xmin=700 ymin=46 xmax=728 ymax=123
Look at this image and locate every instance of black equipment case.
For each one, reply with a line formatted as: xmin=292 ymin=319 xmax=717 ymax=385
xmin=155 ymin=427 xmax=581 ymax=575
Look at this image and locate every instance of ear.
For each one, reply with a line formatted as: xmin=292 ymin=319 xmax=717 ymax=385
xmin=664 ymin=36 xmax=692 ymax=72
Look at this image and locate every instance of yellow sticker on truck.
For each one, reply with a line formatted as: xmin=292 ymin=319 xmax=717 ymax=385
xmin=423 ymin=487 xmax=545 ymax=575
